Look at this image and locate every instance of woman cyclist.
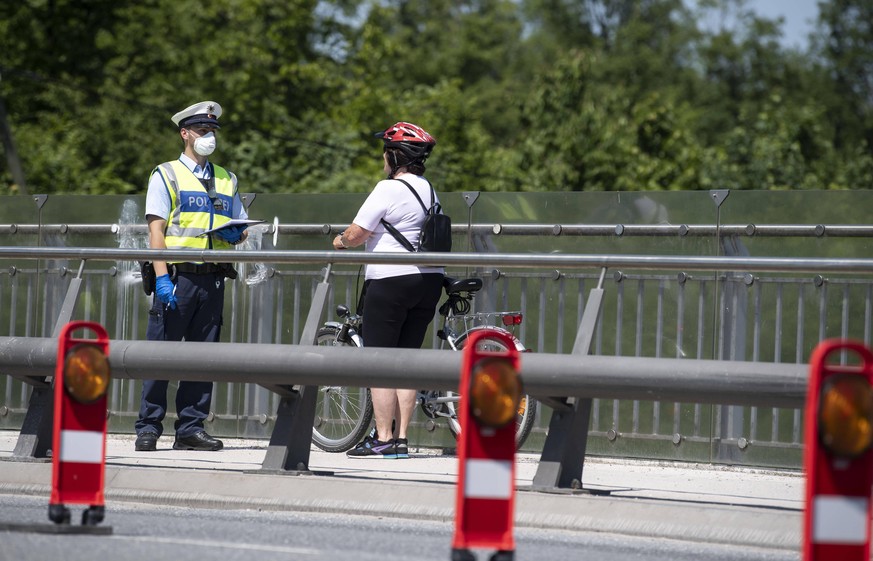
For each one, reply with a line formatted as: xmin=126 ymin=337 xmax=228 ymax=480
xmin=332 ymin=122 xmax=444 ymax=459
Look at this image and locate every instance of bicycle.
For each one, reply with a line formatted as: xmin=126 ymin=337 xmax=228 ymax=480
xmin=312 ymin=276 xmax=538 ymax=453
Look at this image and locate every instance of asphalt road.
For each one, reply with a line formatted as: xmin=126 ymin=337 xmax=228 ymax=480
xmin=0 ymin=431 xmax=805 ymax=557
xmin=0 ymin=495 xmax=797 ymax=561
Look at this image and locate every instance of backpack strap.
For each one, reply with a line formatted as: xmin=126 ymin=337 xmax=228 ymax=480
xmin=395 ymin=178 xmax=432 ymax=213
xmin=379 ymin=178 xmax=436 ymax=252
xmin=380 ymin=219 xmax=416 ymax=252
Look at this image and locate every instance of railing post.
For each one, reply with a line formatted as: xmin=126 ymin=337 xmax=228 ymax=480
xmin=11 ymin=261 xmax=86 ymax=460
xmin=530 ymin=267 xmax=607 ymax=493
xmin=258 ymin=264 xmax=332 ymax=474
xmin=715 ymin=242 xmax=751 ymax=462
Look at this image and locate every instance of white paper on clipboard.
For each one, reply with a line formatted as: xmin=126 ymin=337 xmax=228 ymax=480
xmin=197 ymin=219 xmax=265 ymax=237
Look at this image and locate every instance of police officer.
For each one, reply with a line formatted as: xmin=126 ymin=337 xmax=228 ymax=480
xmin=134 ymin=100 xmax=249 ymax=452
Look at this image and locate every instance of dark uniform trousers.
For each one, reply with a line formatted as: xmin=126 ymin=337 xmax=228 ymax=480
xmin=135 ymin=270 xmax=225 ymax=439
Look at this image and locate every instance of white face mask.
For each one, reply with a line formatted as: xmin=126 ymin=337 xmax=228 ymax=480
xmin=193 ymin=131 xmax=217 ymax=156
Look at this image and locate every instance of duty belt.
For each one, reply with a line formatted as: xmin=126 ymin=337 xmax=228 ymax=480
xmin=173 ymin=262 xmax=225 ymax=275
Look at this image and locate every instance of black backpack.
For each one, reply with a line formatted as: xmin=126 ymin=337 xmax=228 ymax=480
xmin=380 ymin=179 xmax=452 ymax=253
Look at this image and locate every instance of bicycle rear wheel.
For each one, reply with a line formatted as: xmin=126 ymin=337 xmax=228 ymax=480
xmin=312 ymin=327 xmax=374 ymax=452
xmin=447 ymin=328 xmax=539 ymax=448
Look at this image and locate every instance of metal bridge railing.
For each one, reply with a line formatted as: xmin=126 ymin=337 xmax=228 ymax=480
xmin=1 ymin=242 xmax=872 ymax=470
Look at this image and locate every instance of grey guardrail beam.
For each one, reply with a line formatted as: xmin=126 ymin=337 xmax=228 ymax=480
xmin=0 ymin=337 xmax=807 ymax=409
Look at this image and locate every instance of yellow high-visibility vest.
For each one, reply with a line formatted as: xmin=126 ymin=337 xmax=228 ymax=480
xmin=153 ymin=160 xmax=236 ymax=262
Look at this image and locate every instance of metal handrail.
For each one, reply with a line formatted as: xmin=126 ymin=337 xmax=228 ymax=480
xmin=3 ymin=223 xmax=873 ymax=237
xmin=0 ymin=246 xmax=872 ymax=274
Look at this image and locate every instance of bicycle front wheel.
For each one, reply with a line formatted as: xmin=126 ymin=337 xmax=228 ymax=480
xmin=447 ymin=328 xmax=539 ymax=449
xmin=311 ymin=327 xmax=374 ymax=453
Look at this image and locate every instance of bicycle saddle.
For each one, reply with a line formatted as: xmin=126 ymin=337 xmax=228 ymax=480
xmin=443 ymin=277 xmax=483 ymax=295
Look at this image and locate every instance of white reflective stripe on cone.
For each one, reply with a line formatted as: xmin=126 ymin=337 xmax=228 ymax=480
xmin=813 ymin=495 xmax=870 ymax=544
xmin=464 ymin=459 xmax=513 ymax=499
xmin=59 ymin=430 xmax=104 ymax=464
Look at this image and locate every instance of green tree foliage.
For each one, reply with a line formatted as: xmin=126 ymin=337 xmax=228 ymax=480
xmin=0 ymin=0 xmax=870 ymax=195
xmin=812 ymin=0 xmax=873 ymax=150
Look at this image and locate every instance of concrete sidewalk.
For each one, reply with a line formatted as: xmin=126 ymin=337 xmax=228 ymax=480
xmin=0 ymin=431 xmax=803 ymax=551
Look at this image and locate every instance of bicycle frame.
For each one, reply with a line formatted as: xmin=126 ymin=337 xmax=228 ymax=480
xmin=322 ymin=305 xmax=364 ymax=347
xmin=312 ymin=277 xmax=536 ymax=453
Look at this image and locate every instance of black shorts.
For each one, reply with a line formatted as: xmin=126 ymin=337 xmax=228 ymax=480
xmin=361 ymin=273 xmax=444 ymax=349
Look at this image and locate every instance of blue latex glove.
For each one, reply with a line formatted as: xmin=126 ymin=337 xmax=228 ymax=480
xmin=213 ymin=224 xmax=247 ymax=244
xmin=155 ymin=274 xmax=177 ymax=310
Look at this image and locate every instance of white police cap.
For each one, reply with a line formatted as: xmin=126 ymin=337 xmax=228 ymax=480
xmin=171 ymin=101 xmax=222 ymax=129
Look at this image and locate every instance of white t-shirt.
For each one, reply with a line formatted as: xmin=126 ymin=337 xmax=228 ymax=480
xmin=352 ymin=174 xmax=445 ymax=280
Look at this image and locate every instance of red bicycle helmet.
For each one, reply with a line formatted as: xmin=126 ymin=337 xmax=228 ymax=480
xmin=377 ymin=121 xmax=436 ymax=163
